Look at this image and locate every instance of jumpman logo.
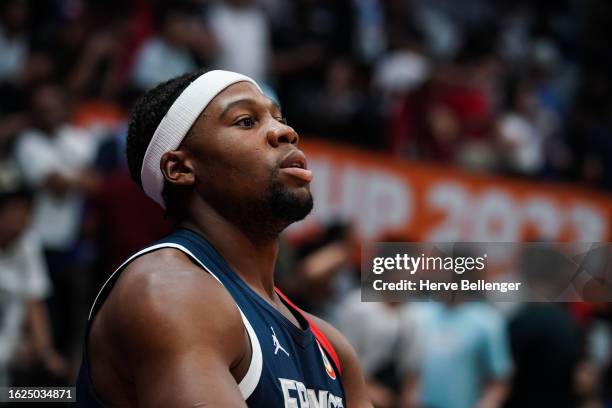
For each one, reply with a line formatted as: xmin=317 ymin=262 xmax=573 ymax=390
xmin=271 ymin=326 xmax=290 ymax=356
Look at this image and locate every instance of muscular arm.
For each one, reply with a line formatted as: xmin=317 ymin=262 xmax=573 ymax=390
xmin=90 ymin=249 xmax=249 ymax=407
xmin=305 ymin=313 xmax=373 ymax=408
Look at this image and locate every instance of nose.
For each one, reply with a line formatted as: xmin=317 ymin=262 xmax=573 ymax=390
xmin=266 ymin=120 xmax=299 ymax=147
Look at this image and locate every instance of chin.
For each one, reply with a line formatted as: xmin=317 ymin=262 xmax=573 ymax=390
xmin=290 ymin=183 xmax=312 ymax=200
xmin=269 ymin=182 xmax=314 ymax=224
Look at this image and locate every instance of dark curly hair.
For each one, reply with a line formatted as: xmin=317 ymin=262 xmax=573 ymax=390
xmin=126 ymin=70 xmax=203 ymax=189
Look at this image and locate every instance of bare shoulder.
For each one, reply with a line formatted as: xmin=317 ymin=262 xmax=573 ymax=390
xmin=88 ymin=248 xmax=250 ymax=406
xmin=305 ymin=312 xmax=373 ymax=408
xmin=94 ymin=248 xmax=246 ymax=376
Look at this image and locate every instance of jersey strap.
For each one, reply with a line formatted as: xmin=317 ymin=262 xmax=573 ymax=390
xmin=274 ymin=288 xmax=343 ymax=377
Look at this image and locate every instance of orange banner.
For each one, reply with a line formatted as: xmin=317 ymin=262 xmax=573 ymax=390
xmin=286 ymin=139 xmax=612 ymax=242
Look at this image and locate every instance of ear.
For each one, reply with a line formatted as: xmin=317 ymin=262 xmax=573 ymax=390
xmin=160 ymin=150 xmax=195 ymax=186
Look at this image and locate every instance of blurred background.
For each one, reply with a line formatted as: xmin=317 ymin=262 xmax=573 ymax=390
xmin=0 ymin=0 xmax=611 ymax=406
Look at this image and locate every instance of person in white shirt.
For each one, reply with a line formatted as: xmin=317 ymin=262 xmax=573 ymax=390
xmin=14 ymin=83 xmax=98 ymax=252
xmin=0 ymin=187 xmax=67 ymax=387
xmin=207 ymin=0 xmax=270 ymax=83
xmin=14 ymin=83 xmax=98 ymax=356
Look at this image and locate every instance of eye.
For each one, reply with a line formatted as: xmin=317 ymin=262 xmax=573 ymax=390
xmin=235 ymin=117 xmax=255 ymax=128
xmin=276 ymin=117 xmax=288 ymax=125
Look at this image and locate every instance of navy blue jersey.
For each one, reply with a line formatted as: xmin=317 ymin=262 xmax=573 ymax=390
xmin=76 ymin=228 xmax=345 ymax=407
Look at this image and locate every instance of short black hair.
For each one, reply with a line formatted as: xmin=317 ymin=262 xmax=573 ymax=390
xmin=126 ymin=70 xmax=203 ymax=189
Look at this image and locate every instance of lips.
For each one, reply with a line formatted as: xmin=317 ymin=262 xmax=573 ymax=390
xmin=279 ymin=150 xmax=313 ymax=183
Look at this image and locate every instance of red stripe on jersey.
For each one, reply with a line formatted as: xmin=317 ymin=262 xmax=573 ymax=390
xmin=274 ymin=288 xmax=343 ymax=377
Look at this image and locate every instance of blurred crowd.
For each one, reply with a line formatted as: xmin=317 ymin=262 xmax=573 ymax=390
xmin=0 ymin=0 xmax=611 ymax=407
xmin=277 ymin=227 xmax=612 ymax=408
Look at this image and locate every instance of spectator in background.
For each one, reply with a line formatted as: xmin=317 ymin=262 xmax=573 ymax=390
xmin=298 ymin=58 xmax=374 ymax=146
xmin=0 ymin=0 xmax=28 ymax=82
xmin=332 ymin=233 xmax=417 ymax=408
xmin=0 ymin=183 xmax=67 ymax=387
xmin=207 ymin=0 xmax=270 ymax=83
xmin=400 ymin=300 xmax=511 ymax=408
xmin=336 ymin=291 xmax=408 ymax=408
xmin=14 ymin=82 xmax=98 ymax=255
xmin=270 ymin=0 xmax=353 ymax=125
xmin=502 ymin=247 xmax=589 ymax=407
xmin=388 ymin=27 xmax=502 ymax=165
xmin=496 ymin=76 xmax=560 ymax=176
xmin=13 ymin=82 xmax=99 ymax=353
xmin=372 ymin=26 xmax=430 ymax=112
xmin=68 ymin=22 xmax=129 ymax=101
xmin=131 ymin=3 xmax=215 ymax=90
xmin=566 ymin=70 xmax=612 ymax=190
xmin=423 ymin=1 xmax=501 ymax=56
xmin=0 ymin=48 xmax=56 ymax=151
xmin=504 ymin=304 xmax=583 ymax=408
xmin=276 ymin=221 xmax=358 ymax=320
xmin=352 ymin=0 xmax=387 ymax=63
xmin=68 ymin=23 xmax=134 ymax=141
xmin=65 ymin=1 xmax=149 ymax=102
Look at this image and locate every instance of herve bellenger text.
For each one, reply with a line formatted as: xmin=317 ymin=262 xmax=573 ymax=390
xmin=372 ymin=279 xmax=522 ymax=293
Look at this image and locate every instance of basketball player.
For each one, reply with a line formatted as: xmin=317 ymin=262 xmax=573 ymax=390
xmin=76 ymin=70 xmax=372 ymax=407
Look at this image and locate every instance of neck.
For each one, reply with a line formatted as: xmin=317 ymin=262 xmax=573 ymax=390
xmin=178 ymin=202 xmax=281 ymax=301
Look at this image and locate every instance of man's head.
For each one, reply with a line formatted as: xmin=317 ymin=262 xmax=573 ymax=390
xmin=127 ymin=70 xmax=313 ymax=238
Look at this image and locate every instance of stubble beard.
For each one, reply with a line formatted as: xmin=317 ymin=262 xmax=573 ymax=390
xmin=247 ymin=169 xmax=314 ymax=239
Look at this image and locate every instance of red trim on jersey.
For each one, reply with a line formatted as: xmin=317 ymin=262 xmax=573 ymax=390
xmin=274 ymin=288 xmax=343 ymax=377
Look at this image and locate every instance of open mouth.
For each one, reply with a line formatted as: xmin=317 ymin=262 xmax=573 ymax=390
xmin=279 ymin=150 xmax=313 ymax=183
xmin=280 ymin=150 xmax=308 ymax=170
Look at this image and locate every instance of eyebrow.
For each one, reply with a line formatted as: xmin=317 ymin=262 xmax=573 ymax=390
xmin=219 ymin=97 xmax=281 ymax=120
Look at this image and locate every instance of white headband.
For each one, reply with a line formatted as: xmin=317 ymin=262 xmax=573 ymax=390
xmin=140 ymin=70 xmax=262 ymax=208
